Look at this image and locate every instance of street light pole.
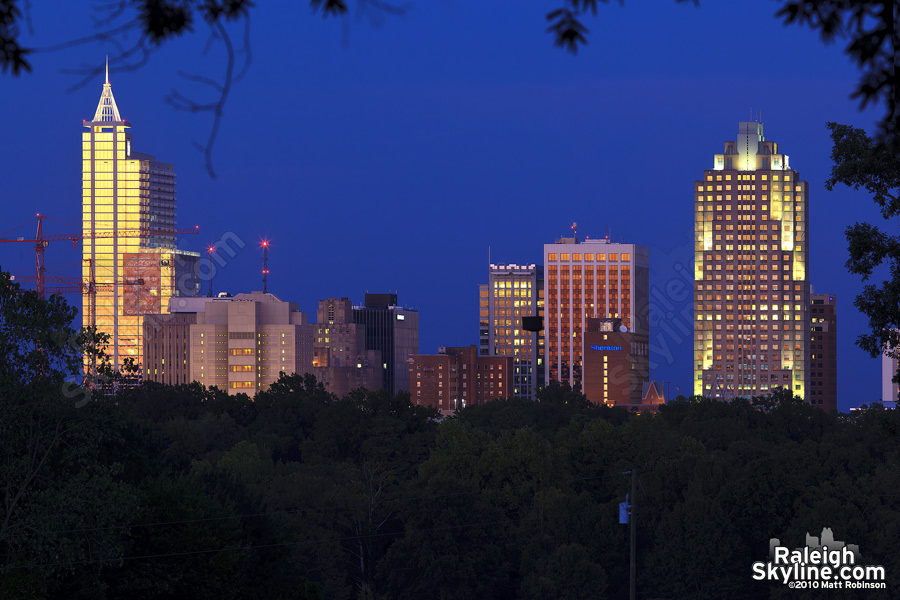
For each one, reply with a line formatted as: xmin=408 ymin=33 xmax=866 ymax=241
xmin=630 ymin=468 xmax=636 ymax=600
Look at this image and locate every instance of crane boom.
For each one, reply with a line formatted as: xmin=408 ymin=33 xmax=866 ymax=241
xmin=0 ymin=214 xmax=198 ymax=299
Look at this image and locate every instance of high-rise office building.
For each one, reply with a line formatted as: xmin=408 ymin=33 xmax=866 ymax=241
xmin=353 ymin=293 xmax=418 ymax=395
xmin=810 ymin=292 xmax=837 ymax=411
xmin=693 ymin=121 xmax=810 ymax=400
xmin=543 ymin=237 xmax=649 ymax=389
xmin=83 ymin=66 xmax=199 ymax=372
xmin=480 ymin=264 xmax=544 ymax=399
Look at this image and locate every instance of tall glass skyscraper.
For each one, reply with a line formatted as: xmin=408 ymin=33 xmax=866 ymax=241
xmin=693 ymin=121 xmax=810 ymax=399
xmin=82 ymin=66 xmax=199 ymax=372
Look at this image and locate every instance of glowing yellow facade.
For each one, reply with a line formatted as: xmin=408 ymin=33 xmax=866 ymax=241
xmin=82 ymin=70 xmax=199 ymax=372
xmin=693 ymin=122 xmax=810 ymax=400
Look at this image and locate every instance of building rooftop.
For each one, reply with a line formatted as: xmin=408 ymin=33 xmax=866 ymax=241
xmin=91 ymin=59 xmax=122 ymax=123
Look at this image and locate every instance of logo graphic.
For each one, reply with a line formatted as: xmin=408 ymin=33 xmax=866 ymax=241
xmin=752 ymin=528 xmax=886 ymax=589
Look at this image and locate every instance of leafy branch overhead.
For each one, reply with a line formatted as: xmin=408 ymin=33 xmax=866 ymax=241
xmin=826 ymin=122 xmax=900 ymax=359
xmin=0 ymin=0 xmax=896 ymax=175
xmin=776 ymin=1 xmax=899 ymax=138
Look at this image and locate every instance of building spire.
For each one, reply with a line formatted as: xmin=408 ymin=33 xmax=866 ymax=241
xmin=92 ymin=58 xmax=122 ymax=122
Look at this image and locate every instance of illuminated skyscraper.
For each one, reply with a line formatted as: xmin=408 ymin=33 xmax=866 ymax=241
xmin=82 ymin=65 xmax=199 ymax=372
xmin=543 ymin=237 xmax=649 ymax=389
xmin=479 ymin=264 xmax=544 ymax=399
xmin=693 ymin=121 xmax=810 ymax=400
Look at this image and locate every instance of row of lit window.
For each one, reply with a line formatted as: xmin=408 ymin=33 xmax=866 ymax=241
xmin=698 ymin=332 xmax=801 ymax=342
xmin=698 ymin=202 xmax=803 ymax=212
xmin=704 ymin=263 xmax=798 ymax=272
xmin=494 ymin=290 xmax=532 ymax=298
xmin=549 ymin=287 xmax=629 ymax=293
xmin=547 ymin=253 xmax=632 ymax=262
xmin=699 ymin=180 xmax=801 ymax=191
xmin=698 ymin=303 xmax=803 ymax=311
xmin=698 ymin=312 xmax=804 ymax=320
xmin=494 ymin=309 xmax=528 ymax=317
xmin=703 ymin=173 xmax=793 ymax=182
xmin=695 ymin=323 xmax=807 ymax=333
xmin=709 ymin=224 xmax=803 ymax=233
xmin=549 ymin=264 xmax=628 ymax=270
xmin=700 ymin=276 xmax=801 ymax=284
xmin=698 ymin=293 xmax=803 ymax=301
xmin=548 ymin=290 xmax=629 ymax=296
xmin=698 ymin=283 xmax=806 ymax=294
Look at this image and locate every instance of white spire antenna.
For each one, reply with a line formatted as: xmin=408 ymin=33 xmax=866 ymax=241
xmin=92 ymin=57 xmax=122 ymax=122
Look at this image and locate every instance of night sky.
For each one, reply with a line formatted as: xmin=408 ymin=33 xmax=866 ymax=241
xmin=0 ymin=2 xmax=884 ymax=411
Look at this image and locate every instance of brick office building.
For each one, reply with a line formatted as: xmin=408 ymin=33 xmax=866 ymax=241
xmin=408 ymin=345 xmax=512 ymax=412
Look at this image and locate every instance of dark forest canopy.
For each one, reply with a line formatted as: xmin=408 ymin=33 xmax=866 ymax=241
xmin=2 ymin=369 xmax=900 ymax=597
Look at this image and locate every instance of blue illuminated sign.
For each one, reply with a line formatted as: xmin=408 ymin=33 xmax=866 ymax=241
xmin=590 ymin=345 xmax=622 ymax=351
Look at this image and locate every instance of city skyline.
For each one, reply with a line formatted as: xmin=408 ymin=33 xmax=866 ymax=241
xmin=0 ymin=3 xmax=885 ymax=410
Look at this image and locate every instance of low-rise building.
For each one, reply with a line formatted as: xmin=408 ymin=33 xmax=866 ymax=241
xmin=408 ymin=345 xmax=512 ymax=412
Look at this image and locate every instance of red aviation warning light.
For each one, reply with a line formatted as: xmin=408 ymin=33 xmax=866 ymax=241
xmin=260 ymin=239 xmax=270 ymax=294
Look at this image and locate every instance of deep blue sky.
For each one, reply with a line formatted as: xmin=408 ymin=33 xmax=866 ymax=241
xmin=0 ymin=2 xmax=885 ymax=410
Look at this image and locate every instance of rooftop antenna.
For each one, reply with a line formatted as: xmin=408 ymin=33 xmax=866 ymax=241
xmin=206 ymin=244 xmax=216 ymax=297
xmin=571 ymin=221 xmax=578 ymax=243
xmin=105 ymin=55 xmax=109 ymax=84
xmin=261 ymin=239 xmax=269 ymax=293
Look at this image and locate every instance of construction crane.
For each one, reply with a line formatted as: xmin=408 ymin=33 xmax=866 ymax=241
xmin=15 ymin=261 xmax=146 ymax=386
xmin=0 ymin=213 xmax=198 ymax=299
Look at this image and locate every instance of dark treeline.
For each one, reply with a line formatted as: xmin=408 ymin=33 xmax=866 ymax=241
xmin=1 ymin=271 xmax=898 ymax=599
xmin=2 ymin=372 xmax=900 ymax=599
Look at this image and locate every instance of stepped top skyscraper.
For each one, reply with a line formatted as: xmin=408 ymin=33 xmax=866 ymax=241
xmin=693 ymin=121 xmax=810 ymax=400
xmin=82 ymin=63 xmax=199 ymax=374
